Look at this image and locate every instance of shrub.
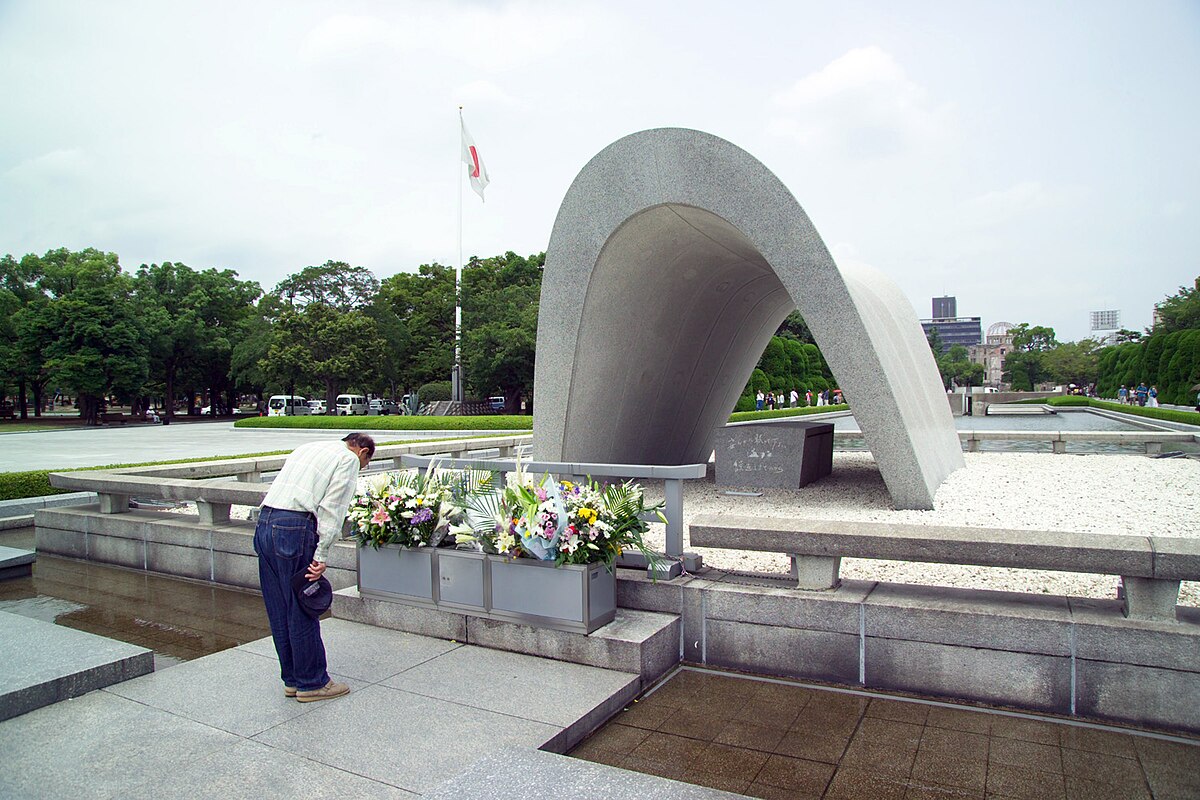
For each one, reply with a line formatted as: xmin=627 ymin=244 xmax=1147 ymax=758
xmin=417 ymin=381 xmax=452 ymax=402
xmin=728 ymin=404 xmax=848 ymax=423
xmin=0 ymin=471 xmax=64 ymax=502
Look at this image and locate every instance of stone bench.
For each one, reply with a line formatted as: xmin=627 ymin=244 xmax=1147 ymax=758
xmin=688 ymin=514 xmax=1200 ymax=622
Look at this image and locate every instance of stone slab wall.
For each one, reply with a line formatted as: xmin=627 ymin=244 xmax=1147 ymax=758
xmin=34 ymin=506 xmax=358 ymax=591
xmin=617 ymin=570 xmax=1200 ymax=735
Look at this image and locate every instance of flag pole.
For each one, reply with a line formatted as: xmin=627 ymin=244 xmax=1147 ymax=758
xmin=454 ymin=106 xmax=464 ymax=404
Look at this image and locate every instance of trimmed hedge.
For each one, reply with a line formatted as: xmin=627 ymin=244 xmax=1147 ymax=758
xmin=0 ymin=436 xmax=485 ymax=502
xmin=1016 ymin=396 xmax=1200 ymax=425
xmin=0 ymin=470 xmax=63 ymax=502
xmin=236 ymin=415 xmax=533 ymax=431
xmin=728 ymin=405 xmax=849 ymax=423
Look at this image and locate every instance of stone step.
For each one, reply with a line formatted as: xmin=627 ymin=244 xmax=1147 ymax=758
xmin=0 ymin=545 xmax=36 ymax=579
xmin=0 ymin=610 xmax=154 ymax=722
xmin=332 ymin=587 xmax=679 ymax=685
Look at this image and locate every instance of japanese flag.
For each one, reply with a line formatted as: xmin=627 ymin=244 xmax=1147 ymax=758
xmin=460 ymin=118 xmax=489 ymax=201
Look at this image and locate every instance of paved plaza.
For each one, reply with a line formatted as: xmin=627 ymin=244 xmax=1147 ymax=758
xmin=0 ymin=422 xmax=517 ymax=472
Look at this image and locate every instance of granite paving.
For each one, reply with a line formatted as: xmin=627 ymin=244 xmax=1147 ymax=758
xmin=0 ymin=618 xmax=656 ymax=799
xmin=570 ymin=667 xmax=1200 ymax=799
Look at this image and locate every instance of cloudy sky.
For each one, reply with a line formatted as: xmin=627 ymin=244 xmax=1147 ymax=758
xmin=2 ymin=1 xmax=1197 ymax=341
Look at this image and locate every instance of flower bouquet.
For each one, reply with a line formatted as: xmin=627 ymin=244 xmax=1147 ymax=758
xmin=451 ymin=460 xmax=666 ymax=569
xmin=349 ymin=468 xmax=463 ymax=549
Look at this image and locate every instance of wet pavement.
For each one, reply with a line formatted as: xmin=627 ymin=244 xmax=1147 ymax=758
xmin=570 ymin=668 xmax=1200 ymax=799
xmin=0 ymin=527 xmax=269 ymax=669
xmin=0 ymin=420 xmax=524 ymax=472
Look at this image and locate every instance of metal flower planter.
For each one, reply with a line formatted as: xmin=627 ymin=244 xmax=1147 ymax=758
xmin=356 ymin=545 xmax=616 ymax=634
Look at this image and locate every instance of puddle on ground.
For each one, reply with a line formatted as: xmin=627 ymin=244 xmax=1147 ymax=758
xmin=0 ymin=531 xmax=270 ymax=670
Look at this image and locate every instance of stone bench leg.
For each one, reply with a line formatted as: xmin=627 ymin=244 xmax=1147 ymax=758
xmin=1145 ymin=442 xmax=1162 ymax=455
xmin=1052 ymin=440 xmax=1067 ymax=454
xmin=790 ymin=554 xmax=841 ymax=591
xmin=1120 ymin=576 xmax=1180 ymax=621
xmin=98 ymin=493 xmax=130 ymax=514
xmin=236 ymin=471 xmax=261 ymax=483
xmin=197 ymin=501 xmax=231 ymax=526
xmin=966 ymin=438 xmax=979 ymax=453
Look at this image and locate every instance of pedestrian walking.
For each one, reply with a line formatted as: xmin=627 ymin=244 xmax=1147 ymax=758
xmin=254 ymin=432 xmax=375 ymax=702
xmin=755 ymin=391 xmax=764 ymax=411
xmin=1148 ymin=386 xmax=1159 ymax=408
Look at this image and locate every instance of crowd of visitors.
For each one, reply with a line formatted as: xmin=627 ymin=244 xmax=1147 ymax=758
xmin=1117 ymin=383 xmax=1160 ymax=407
xmin=754 ymin=388 xmax=843 ymax=410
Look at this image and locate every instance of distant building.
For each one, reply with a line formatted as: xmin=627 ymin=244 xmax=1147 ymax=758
xmin=969 ymin=322 xmax=1015 ymax=388
xmin=920 ymin=296 xmax=982 ymax=353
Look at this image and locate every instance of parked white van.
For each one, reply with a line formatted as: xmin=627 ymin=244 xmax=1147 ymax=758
xmin=267 ymin=395 xmax=311 ymax=416
xmin=336 ymin=394 xmax=368 ymax=416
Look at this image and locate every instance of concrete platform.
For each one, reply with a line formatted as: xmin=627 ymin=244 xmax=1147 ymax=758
xmin=0 ymin=618 xmax=658 ymax=799
xmin=426 ymin=749 xmax=743 ymax=799
xmin=0 ymin=545 xmax=35 ymax=579
xmin=0 ymin=610 xmax=154 ymax=722
xmin=333 ymin=586 xmax=680 ymax=684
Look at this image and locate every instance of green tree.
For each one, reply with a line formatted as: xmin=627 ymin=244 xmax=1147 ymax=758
xmin=274 ymin=260 xmax=380 ymax=310
xmin=461 ymin=251 xmax=543 ymax=412
xmin=1003 ymin=323 xmax=1059 ymax=391
xmin=33 ymin=249 xmax=148 ymax=424
xmin=1153 ymin=276 xmax=1200 ymax=334
xmin=2 ymin=253 xmax=53 ymax=417
xmin=379 ymin=262 xmax=456 ymax=390
xmin=775 ymin=310 xmax=814 ymax=344
xmin=267 ymin=304 xmax=387 ymax=409
xmin=1042 ymin=339 xmax=1101 ymax=388
xmin=134 ymin=262 xmax=261 ymax=421
xmin=936 ymin=344 xmax=984 ymax=389
xmin=925 ymin=327 xmax=946 ymax=355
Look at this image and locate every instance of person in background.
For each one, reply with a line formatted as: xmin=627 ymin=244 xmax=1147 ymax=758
xmin=1118 ymin=385 xmax=1128 ymax=404
xmin=1147 ymin=386 xmax=1159 ymax=408
xmin=254 ymin=432 xmax=375 ymax=703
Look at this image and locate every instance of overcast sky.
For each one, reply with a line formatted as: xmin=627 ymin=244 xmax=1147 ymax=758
xmin=2 ymin=1 xmax=1197 ymax=342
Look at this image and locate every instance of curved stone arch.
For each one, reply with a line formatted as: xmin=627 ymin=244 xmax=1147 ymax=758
xmin=533 ymin=128 xmax=962 ymax=509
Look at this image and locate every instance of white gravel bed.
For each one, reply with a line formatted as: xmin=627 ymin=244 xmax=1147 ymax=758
xmin=636 ymin=452 xmax=1200 ymax=607
xmin=156 ymin=452 xmax=1199 ymax=606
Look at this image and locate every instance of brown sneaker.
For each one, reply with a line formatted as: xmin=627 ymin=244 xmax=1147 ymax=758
xmin=296 ymin=680 xmax=350 ymax=703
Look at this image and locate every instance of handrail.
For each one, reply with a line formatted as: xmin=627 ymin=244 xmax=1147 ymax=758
xmin=689 ymin=514 xmax=1200 ymax=622
xmin=400 ymin=453 xmax=708 ymax=568
xmin=47 ymin=435 xmax=535 ymax=524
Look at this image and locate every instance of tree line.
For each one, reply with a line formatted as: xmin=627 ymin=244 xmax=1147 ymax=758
xmin=0 ymin=248 xmax=541 ymax=423
xmin=4 ymin=245 xmax=1194 ymax=422
xmin=995 ymin=277 xmax=1200 ymax=402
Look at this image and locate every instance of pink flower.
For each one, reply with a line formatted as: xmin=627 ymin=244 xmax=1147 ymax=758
xmin=371 ymin=509 xmax=391 ymax=525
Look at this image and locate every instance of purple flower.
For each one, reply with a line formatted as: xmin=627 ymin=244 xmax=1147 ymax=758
xmin=410 ymin=508 xmax=434 ymax=526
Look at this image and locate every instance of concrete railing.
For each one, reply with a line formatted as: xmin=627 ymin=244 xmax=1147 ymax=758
xmin=47 ymin=435 xmax=535 ymax=523
xmin=957 ymin=429 xmax=1197 ymax=454
xmin=826 ymin=429 xmax=1197 ymax=454
xmin=689 ymin=515 xmax=1200 ymax=622
xmin=400 ymin=454 xmax=709 ymax=576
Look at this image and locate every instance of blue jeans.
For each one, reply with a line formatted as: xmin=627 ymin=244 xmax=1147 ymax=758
xmin=254 ymin=506 xmax=330 ymax=691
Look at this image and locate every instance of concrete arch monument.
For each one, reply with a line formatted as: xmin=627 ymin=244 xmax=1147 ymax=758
xmin=532 ymin=128 xmax=963 ymax=509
